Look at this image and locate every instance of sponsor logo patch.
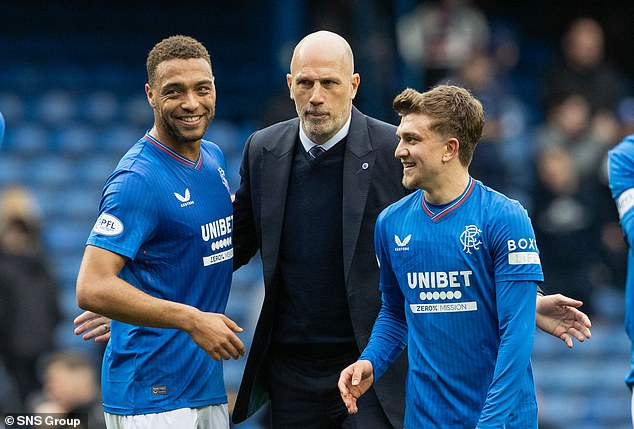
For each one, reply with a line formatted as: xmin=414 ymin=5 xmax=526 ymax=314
xmin=617 ymin=188 xmax=634 ymax=219
xmin=410 ymin=301 xmax=478 ymax=313
xmin=508 ymin=251 xmax=541 ymax=265
xmin=174 ymin=188 xmax=195 ymax=207
xmin=93 ymin=213 xmax=123 ymax=236
xmin=203 ymin=248 xmax=233 ymax=266
xmin=394 ymin=234 xmax=411 ymax=251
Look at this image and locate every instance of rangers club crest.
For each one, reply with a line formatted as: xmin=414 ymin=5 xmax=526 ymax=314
xmin=460 ymin=225 xmax=482 ymax=254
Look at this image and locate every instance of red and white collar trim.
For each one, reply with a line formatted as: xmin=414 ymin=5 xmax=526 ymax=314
xmin=422 ymin=177 xmax=475 ymax=221
xmin=144 ymin=133 xmax=202 ymax=170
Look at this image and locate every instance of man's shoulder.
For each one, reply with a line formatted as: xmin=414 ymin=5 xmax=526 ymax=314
xmin=352 ymin=110 xmax=398 ymax=152
xmin=353 ymin=109 xmax=397 ymax=135
xmin=250 ymin=117 xmax=298 ymax=140
xmin=364 ymin=114 xmax=397 ymax=132
xmin=380 ymin=191 xmax=420 ymax=220
xmin=609 ymin=134 xmax=634 ymax=161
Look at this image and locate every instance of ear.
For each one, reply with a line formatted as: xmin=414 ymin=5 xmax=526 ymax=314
xmin=443 ymin=138 xmax=459 ymax=162
xmin=286 ymin=74 xmax=294 ymax=100
xmin=350 ymin=73 xmax=360 ymax=100
xmin=145 ymin=83 xmax=156 ymax=108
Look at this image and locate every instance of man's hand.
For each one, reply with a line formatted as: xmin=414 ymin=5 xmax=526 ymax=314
xmin=74 ymin=311 xmax=111 ymax=343
xmin=536 ymin=293 xmax=592 ymax=348
xmin=187 ymin=312 xmax=246 ymax=361
xmin=74 ymin=309 xmax=246 ymax=360
xmin=338 ymin=360 xmax=374 ymax=414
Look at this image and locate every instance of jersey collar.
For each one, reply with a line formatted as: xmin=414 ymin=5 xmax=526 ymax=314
xmin=422 ymin=177 xmax=476 ymax=222
xmin=144 ymin=132 xmax=203 ymax=170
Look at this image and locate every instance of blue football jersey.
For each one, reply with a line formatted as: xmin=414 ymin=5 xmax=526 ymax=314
xmin=86 ymin=133 xmax=233 ymax=414
xmin=363 ymin=178 xmax=542 ymax=428
xmin=608 ymin=134 xmax=634 ymax=388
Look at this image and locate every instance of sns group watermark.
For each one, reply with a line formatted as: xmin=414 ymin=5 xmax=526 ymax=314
xmin=3 ymin=413 xmax=84 ymax=428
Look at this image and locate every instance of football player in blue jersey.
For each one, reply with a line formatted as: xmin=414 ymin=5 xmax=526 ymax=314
xmin=608 ymin=133 xmax=634 ymax=426
xmin=75 ymin=32 xmax=591 ymax=428
xmin=75 ymin=35 xmax=244 ymax=429
xmin=340 ymin=85 xmax=544 ymax=428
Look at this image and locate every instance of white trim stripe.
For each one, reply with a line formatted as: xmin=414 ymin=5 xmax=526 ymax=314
xmin=617 ymin=188 xmax=634 ymax=219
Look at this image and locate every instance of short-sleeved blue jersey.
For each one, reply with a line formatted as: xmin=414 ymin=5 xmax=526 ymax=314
xmin=362 ymin=178 xmax=542 ymax=428
xmin=608 ymin=134 xmax=634 ymax=389
xmin=86 ymin=133 xmax=233 ymax=415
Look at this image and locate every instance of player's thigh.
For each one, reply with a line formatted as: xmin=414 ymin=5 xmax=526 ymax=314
xmin=104 ymin=404 xmax=229 ymax=429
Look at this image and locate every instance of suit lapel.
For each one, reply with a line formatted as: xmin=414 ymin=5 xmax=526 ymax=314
xmin=260 ymin=120 xmax=297 ymax=279
xmin=342 ymin=107 xmax=375 ymax=281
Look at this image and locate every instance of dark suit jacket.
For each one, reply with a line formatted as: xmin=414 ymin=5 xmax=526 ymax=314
xmin=231 ymin=106 xmax=409 ymax=427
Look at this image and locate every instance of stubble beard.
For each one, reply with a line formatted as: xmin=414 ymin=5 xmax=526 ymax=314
xmin=302 ymin=111 xmax=336 ymax=143
xmin=401 ymin=171 xmax=422 ymax=191
xmin=159 ymin=109 xmax=212 ymax=144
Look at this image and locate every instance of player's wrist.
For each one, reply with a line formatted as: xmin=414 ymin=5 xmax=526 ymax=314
xmin=172 ymin=304 xmax=201 ymax=333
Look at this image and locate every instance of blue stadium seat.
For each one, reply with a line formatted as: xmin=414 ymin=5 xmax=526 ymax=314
xmin=0 ymin=91 xmax=25 ymax=124
xmin=81 ymin=91 xmax=120 ymax=125
xmin=98 ymin=124 xmax=145 ymax=157
xmin=49 ymin=254 xmax=83 ymax=293
xmin=205 ymin=118 xmax=242 ymax=157
xmin=43 ymin=218 xmax=91 ymax=255
xmin=28 ymin=155 xmax=75 ymax=190
xmin=37 ymin=90 xmax=77 ymax=126
xmin=76 ymin=155 xmax=117 ymax=189
xmin=0 ymin=153 xmax=27 ymax=185
xmin=4 ymin=121 xmax=50 ymax=156
xmin=50 ymin=123 xmax=98 ymax=157
xmin=122 ymin=96 xmax=152 ymax=127
xmin=533 ymin=324 xmax=631 ymax=428
xmin=58 ymin=186 xmax=101 ymax=223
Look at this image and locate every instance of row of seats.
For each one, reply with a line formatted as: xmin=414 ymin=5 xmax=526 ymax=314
xmin=533 ymin=323 xmax=632 ymax=428
xmin=0 ymin=91 xmax=256 ymax=154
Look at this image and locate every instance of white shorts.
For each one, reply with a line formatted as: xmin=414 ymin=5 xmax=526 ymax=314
xmin=104 ymin=404 xmax=229 ymax=429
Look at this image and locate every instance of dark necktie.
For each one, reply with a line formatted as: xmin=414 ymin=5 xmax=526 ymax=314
xmin=308 ymin=145 xmax=325 ymax=159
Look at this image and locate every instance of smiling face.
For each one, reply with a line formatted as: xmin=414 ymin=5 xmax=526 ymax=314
xmin=145 ymin=57 xmax=216 ymax=150
xmin=395 ymin=113 xmax=451 ymax=191
xmin=287 ymin=31 xmax=359 ymax=144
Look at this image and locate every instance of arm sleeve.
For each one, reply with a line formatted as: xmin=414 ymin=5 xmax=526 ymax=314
xmin=358 ymin=213 xmax=408 ymax=380
xmin=86 ymin=170 xmax=157 ymax=259
xmin=608 ymin=141 xmax=634 ymax=247
xmin=477 ymin=280 xmax=537 ymax=428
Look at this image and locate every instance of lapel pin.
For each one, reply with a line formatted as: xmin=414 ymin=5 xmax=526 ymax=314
xmin=356 ymin=162 xmax=370 ymax=174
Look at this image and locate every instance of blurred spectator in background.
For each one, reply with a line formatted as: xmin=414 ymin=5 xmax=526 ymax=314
xmin=534 ymin=92 xmax=618 ymax=184
xmin=0 ymin=186 xmax=60 ymax=405
xmin=396 ymin=0 xmax=490 ymax=88
xmin=32 ymin=350 xmax=105 ymax=429
xmin=446 ymin=51 xmax=532 ymax=204
xmin=618 ymin=97 xmax=634 ymax=139
xmin=447 ymin=53 xmax=507 ymax=191
xmin=540 ymin=17 xmax=626 ymax=121
xmin=531 ymin=146 xmax=602 ymax=316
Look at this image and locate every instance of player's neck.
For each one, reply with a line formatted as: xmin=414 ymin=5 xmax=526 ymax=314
xmin=148 ymin=128 xmax=201 ymax=162
xmin=423 ymin=172 xmax=470 ymax=205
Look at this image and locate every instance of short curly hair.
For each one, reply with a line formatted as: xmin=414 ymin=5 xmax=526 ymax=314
xmin=146 ymin=35 xmax=211 ymax=87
